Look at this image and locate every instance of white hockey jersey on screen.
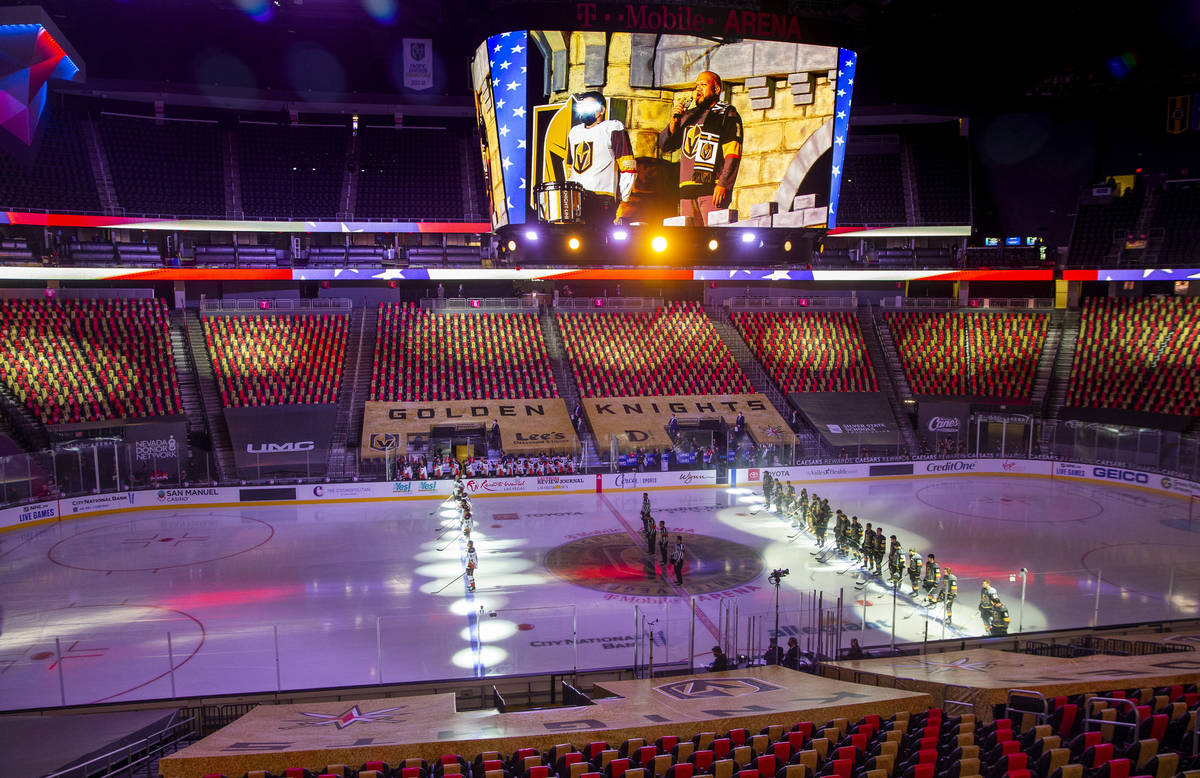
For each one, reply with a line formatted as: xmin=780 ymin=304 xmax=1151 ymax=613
xmin=566 ymin=119 xmax=635 ymax=201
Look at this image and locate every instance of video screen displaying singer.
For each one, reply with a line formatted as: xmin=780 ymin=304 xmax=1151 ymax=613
xmin=471 ymin=31 xmax=856 ymax=230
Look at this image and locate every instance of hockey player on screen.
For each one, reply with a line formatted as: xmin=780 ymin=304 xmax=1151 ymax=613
xmin=567 ymin=91 xmax=636 ymax=226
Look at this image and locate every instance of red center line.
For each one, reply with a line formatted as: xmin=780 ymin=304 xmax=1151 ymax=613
xmin=597 ymin=494 xmax=721 ymax=641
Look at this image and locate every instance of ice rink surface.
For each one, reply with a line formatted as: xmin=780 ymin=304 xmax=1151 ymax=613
xmin=1 ymin=475 xmax=1197 ymax=710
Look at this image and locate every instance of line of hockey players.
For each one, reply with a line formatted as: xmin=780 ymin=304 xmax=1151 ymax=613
xmin=761 ymin=472 xmax=1011 ymax=636
xmin=451 ymin=477 xmax=479 ymax=593
xmin=398 ymin=453 xmax=579 ymax=480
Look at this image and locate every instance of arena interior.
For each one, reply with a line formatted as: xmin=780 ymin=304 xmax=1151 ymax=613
xmin=0 ymin=1 xmax=1199 ymax=777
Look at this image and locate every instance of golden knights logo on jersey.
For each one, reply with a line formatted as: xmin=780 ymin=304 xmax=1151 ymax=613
xmin=683 ymin=124 xmax=718 ymax=164
xmin=571 ymin=140 xmax=594 ymax=173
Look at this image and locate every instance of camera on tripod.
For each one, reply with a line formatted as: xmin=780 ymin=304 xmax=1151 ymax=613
xmin=768 ymin=568 xmax=790 ymax=585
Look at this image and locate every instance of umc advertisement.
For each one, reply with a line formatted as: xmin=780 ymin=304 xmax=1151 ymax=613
xmin=225 ymin=405 xmax=336 ymax=476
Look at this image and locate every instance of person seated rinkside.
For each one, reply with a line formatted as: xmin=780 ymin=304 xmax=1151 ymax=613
xmin=708 ymin=645 xmax=729 ymax=672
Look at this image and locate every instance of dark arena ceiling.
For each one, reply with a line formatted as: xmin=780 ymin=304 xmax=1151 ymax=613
xmin=27 ymin=0 xmax=1200 ymax=107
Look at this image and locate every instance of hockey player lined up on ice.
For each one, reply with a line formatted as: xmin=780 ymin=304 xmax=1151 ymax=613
xmin=460 ymin=503 xmax=473 ymax=537
xmin=862 ymin=522 xmax=874 ymax=566
xmin=936 ymin=566 xmax=959 ymax=623
xmin=872 ymin=527 xmax=886 ymax=576
xmin=452 ymin=476 xmax=465 ymax=500
xmin=466 ymin=539 xmax=478 ymax=592
xmin=988 ymin=595 xmax=1010 ymax=636
xmin=908 ymin=549 xmax=923 ymax=596
xmin=785 ymin=482 xmax=796 ymax=514
xmin=849 ymin=516 xmax=864 ymax=562
xmin=833 ymin=510 xmax=848 ymax=554
xmin=979 ymin=580 xmax=994 ymax=628
xmin=798 ymin=488 xmax=808 ymax=527
xmin=641 ymin=492 xmax=652 ymax=522
xmin=762 ymin=471 xmax=774 ymax=509
xmin=888 ymin=536 xmax=905 ymax=585
xmin=813 ymin=501 xmax=830 ymax=546
xmin=922 ymin=553 xmax=941 ymax=605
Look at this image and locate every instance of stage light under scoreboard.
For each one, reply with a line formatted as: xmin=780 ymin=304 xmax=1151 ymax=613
xmin=651 ymin=236 xmax=668 ymax=253
xmin=567 ymin=237 xmax=580 ymax=250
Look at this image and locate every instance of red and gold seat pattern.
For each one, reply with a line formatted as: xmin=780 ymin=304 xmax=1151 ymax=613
xmin=731 ymin=311 xmax=877 ymax=393
xmin=0 ymin=298 xmax=181 ymax=425
xmin=369 ymin=303 xmax=557 ymax=401
xmin=884 ymin=311 xmax=1047 ymax=400
xmin=1066 ymin=297 xmax=1200 ymax=416
xmin=559 ymin=302 xmax=752 ymax=398
xmin=203 ymin=314 xmax=348 ymax=407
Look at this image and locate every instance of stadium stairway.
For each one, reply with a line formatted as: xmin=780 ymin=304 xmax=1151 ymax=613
xmin=327 ymin=305 xmax=376 ymax=479
xmin=168 ymin=311 xmax=209 ymax=463
xmin=221 ymin=129 xmax=243 ymax=219
xmin=703 ymin=305 xmax=823 ymax=455
xmin=0 ymin=384 xmax=46 ymax=451
xmin=541 ymin=312 xmax=602 ymax=468
xmin=183 ymin=309 xmax=237 ymax=481
xmin=856 ymin=305 xmax=919 ymax=453
xmin=81 ymin=117 xmax=121 ymax=216
xmin=1030 ymin=311 xmax=1065 ymax=417
xmin=339 ymin=132 xmax=359 ymax=219
xmin=1041 ymin=309 xmax=1081 ymax=424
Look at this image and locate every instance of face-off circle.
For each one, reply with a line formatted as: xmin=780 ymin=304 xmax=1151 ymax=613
xmin=544 ymin=532 xmax=762 ymax=596
xmin=3 ymin=603 xmax=204 ymax=705
xmin=49 ymin=515 xmax=274 ymax=572
xmin=916 ymin=481 xmax=1104 ymax=523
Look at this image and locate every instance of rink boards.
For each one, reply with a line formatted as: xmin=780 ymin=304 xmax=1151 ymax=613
xmin=158 ymin=667 xmax=931 ymax=778
xmin=5 ymin=458 xmax=1196 ymax=533
xmin=825 ymin=648 xmax=1200 ymax=721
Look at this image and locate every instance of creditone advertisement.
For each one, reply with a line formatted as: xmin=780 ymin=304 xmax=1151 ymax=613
xmin=225 ymin=405 xmax=337 ymax=475
xmin=471 ymin=30 xmax=855 ymax=229
xmin=360 ymin=398 xmax=578 ymax=459
xmin=583 ymin=394 xmax=791 ymax=454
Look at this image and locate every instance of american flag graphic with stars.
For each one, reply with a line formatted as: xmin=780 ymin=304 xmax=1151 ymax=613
xmin=486 ymin=31 xmax=529 ymax=225
xmin=827 ymin=48 xmax=857 ymax=229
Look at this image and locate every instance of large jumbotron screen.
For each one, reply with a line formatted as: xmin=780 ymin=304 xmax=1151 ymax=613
xmin=471 ymin=31 xmax=855 ymax=232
